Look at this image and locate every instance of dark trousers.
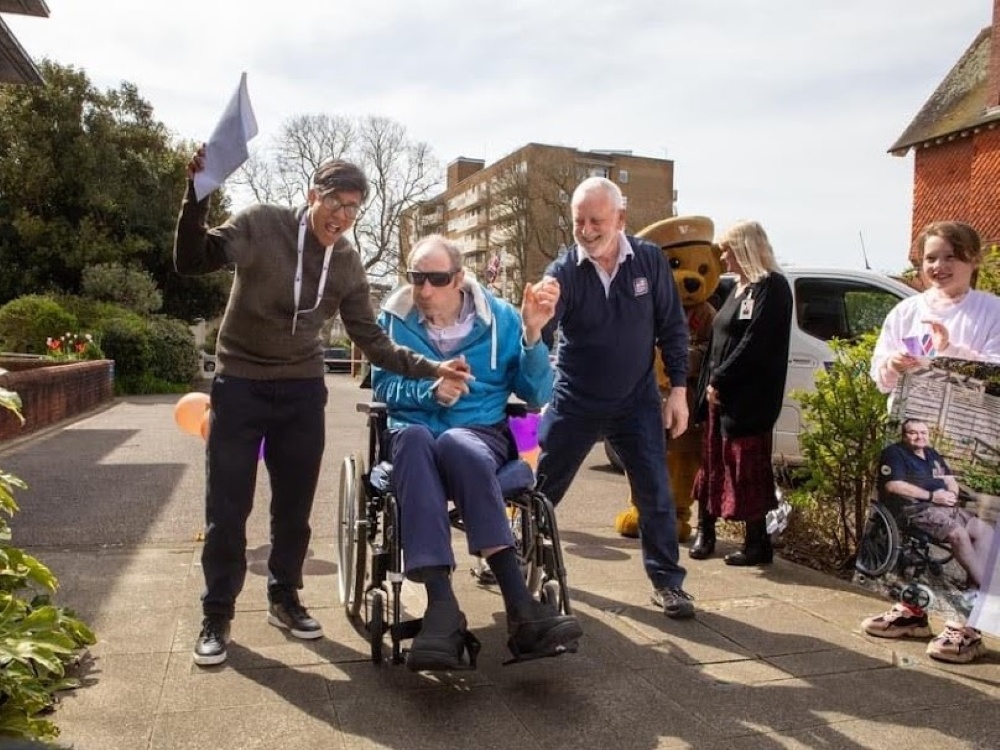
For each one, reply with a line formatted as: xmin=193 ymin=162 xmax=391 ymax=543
xmin=389 ymin=424 xmax=515 ymax=575
xmin=536 ymin=402 xmax=687 ymax=590
xmin=201 ymin=375 xmax=327 ymax=619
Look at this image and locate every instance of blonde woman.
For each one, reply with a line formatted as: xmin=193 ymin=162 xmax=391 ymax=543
xmin=690 ymin=221 xmax=792 ymax=565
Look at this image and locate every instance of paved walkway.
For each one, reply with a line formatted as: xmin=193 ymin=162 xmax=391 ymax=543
xmin=1 ymin=376 xmax=998 ymax=750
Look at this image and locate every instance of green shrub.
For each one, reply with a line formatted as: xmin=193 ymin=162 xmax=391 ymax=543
xmin=787 ymin=333 xmax=892 ymax=573
xmin=147 ymin=316 xmax=198 ymax=385
xmin=56 ymin=295 xmax=146 ymax=334
xmin=0 ymin=376 xmax=96 ymax=741
xmin=0 ymin=297 xmax=78 ymax=355
xmin=98 ymin=318 xmax=152 ymax=382
xmin=80 ymin=263 xmax=163 ymax=315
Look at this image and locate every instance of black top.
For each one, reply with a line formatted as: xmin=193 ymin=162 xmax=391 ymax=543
xmin=697 ymin=272 xmax=792 ymax=437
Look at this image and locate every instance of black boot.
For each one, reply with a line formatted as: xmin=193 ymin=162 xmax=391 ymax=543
xmin=724 ymin=519 xmax=773 ymax=566
xmin=689 ymin=506 xmax=717 ymax=560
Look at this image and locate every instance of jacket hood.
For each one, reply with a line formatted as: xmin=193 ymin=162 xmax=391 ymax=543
xmin=381 ymin=272 xmax=494 ymax=326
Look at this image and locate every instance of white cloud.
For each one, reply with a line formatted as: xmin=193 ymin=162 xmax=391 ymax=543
xmin=5 ymin=0 xmax=993 ymax=272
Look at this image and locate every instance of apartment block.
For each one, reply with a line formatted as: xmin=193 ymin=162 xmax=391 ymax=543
xmin=401 ymin=143 xmax=674 ymax=299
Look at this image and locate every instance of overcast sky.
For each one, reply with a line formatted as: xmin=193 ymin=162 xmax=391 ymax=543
xmin=6 ymin=1 xmax=993 ymax=272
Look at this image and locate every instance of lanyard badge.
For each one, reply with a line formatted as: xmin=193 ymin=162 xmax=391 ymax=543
xmin=292 ymin=213 xmax=334 ymax=334
xmin=738 ymin=288 xmax=755 ymax=321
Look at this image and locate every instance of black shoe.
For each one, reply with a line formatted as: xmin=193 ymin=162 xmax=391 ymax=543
xmin=507 ymin=600 xmax=583 ymax=659
xmin=724 ymin=519 xmax=773 ymax=566
xmin=193 ymin=615 xmax=231 ymax=666
xmin=723 ymin=546 xmax=774 ymax=566
xmin=406 ymin=603 xmax=478 ymax=672
xmin=268 ymin=597 xmax=323 ymax=640
xmin=689 ymin=526 xmax=716 ymax=560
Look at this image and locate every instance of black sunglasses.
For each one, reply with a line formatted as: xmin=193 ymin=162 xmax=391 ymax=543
xmin=406 ymin=270 xmax=458 ymax=287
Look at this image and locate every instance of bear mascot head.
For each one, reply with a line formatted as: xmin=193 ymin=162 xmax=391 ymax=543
xmin=613 ymin=216 xmax=723 ymax=541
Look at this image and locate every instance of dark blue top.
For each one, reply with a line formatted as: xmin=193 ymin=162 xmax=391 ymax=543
xmin=877 ymin=442 xmax=950 ymax=514
xmin=542 ymin=236 xmax=688 ymax=416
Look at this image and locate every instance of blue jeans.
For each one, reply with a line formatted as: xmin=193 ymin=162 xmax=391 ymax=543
xmin=389 ymin=424 xmax=516 ymax=576
xmin=536 ymin=402 xmax=686 ymax=590
xmin=202 ymin=375 xmax=327 ymax=618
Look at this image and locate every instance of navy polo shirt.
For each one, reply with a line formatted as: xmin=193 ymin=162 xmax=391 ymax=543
xmin=543 ymin=236 xmax=688 ymax=416
xmin=878 ymin=442 xmax=950 ymax=495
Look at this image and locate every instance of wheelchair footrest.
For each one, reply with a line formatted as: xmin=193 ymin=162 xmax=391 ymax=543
xmin=502 ymin=639 xmax=579 ymax=666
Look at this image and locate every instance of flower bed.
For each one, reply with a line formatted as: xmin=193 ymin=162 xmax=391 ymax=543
xmin=0 ymin=359 xmax=114 ymax=442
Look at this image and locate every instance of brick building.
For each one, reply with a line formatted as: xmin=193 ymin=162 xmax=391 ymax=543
xmin=401 ymin=143 xmax=674 ymax=299
xmin=890 ymin=0 xmax=1000 ymax=263
xmin=0 ymin=1 xmax=48 ymax=84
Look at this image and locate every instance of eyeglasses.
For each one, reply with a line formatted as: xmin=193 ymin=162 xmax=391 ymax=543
xmin=406 ymin=270 xmax=458 ymax=287
xmin=320 ymin=194 xmax=364 ymax=218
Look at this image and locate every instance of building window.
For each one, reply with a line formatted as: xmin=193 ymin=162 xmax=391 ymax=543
xmin=558 ymin=190 xmax=569 ymax=203
xmin=590 ymin=166 xmax=609 ymax=178
xmin=618 ymin=169 xmax=629 ymax=184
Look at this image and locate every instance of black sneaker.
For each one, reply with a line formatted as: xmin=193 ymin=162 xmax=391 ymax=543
xmin=652 ymin=587 xmax=695 ymax=619
xmin=193 ymin=616 xmax=231 ymax=666
xmin=268 ymin=597 xmax=323 ymax=640
xmin=507 ymin=600 xmax=583 ymax=659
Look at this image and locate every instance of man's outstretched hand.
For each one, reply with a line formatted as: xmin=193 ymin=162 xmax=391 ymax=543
xmin=436 ymin=356 xmax=474 ymax=382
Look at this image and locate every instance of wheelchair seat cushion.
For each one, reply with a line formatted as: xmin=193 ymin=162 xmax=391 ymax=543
xmin=497 ymin=459 xmax=535 ymax=496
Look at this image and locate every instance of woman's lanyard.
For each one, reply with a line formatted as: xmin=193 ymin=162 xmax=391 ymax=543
xmin=292 ymin=213 xmax=334 ymax=335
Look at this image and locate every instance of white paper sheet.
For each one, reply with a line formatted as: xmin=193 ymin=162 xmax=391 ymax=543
xmin=193 ymin=72 xmax=259 ymax=201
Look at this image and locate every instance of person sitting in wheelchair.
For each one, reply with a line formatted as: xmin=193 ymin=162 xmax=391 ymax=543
xmin=863 ymin=419 xmax=994 ymax=653
xmin=874 ymin=419 xmax=993 ymax=591
xmin=372 ymin=234 xmax=583 ymax=671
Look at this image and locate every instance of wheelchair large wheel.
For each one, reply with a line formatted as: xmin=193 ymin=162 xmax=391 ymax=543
xmin=508 ymin=501 xmax=542 ymax=594
xmin=855 ymin=503 xmax=900 ymax=577
xmin=337 ymin=453 xmax=368 ymax=618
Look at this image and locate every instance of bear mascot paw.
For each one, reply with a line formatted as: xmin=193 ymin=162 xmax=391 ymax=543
xmin=614 ymin=216 xmax=722 ymax=541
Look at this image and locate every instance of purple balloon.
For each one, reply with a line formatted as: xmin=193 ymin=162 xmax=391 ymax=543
xmin=508 ymin=413 xmax=540 ymax=453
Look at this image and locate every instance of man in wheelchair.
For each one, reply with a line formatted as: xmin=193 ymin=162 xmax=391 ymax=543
xmin=862 ymin=419 xmax=992 ymax=662
xmin=371 ymin=235 xmax=583 ymax=671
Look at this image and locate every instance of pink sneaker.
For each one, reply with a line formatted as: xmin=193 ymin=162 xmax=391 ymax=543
xmin=861 ymin=603 xmax=931 ymax=639
xmin=926 ymin=622 xmax=986 ymax=664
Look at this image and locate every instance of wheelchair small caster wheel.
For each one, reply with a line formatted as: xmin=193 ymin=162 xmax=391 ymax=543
xmin=900 ymin=583 xmax=934 ymax=611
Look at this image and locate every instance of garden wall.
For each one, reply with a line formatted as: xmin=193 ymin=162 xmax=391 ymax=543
xmin=0 ymin=359 xmax=114 ymax=442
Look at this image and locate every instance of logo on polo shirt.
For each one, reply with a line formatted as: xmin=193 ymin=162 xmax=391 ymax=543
xmin=633 ymin=277 xmax=649 ymax=296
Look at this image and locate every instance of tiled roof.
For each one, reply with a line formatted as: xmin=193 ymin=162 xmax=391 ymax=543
xmin=0 ymin=0 xmax=49 ymax=85
xmin=890 ymin=27 xmax=1000 ymax=155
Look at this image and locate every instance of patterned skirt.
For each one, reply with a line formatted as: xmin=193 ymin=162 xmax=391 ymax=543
xmin=692 ymin=403 xmax=777 ymax=521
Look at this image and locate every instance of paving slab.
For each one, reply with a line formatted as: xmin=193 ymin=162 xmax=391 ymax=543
xmin=3 ymin=375 xmax=1000 ymax=750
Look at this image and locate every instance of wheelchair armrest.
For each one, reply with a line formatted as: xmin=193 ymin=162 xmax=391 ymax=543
xmin=357 ymin=402 xmax=388 ymax=416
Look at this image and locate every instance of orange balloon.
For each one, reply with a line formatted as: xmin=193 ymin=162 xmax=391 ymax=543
xmin=174 ymin=392 xmax=211 ymax=437
xmin=199 ymin=409 xmax=211 ymax=441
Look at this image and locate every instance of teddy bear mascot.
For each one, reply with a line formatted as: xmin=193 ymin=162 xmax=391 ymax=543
xmin=613 ymin=215 xmax=722 ymax=542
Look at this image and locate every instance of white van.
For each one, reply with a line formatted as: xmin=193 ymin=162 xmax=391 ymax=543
xmin=604 ymin=268 xmax=915 ymax=469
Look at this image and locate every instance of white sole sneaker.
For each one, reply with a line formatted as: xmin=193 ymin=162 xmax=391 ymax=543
xmin=267 ymin=613 xmax=324 ymax=640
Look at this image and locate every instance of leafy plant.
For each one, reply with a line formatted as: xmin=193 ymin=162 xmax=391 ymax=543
xmin=0 ymin=296 xmax=77 ymax=355
xmin=786 ymin=333 xmax=893 ymax=572
xmin=44 ymin=332 xmax=104 ymax=362
xmin=0 ymin=373 xmax=95 ymax=741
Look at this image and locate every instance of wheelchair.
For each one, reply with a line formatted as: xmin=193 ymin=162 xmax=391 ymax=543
xmin=855 ymin=500 xmax=954 ymax=581
xmin=336 ymin=402 xmax=574 ymax=667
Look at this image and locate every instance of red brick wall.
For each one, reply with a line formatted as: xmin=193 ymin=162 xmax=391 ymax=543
xmin=910 ymin=128 xmax=1000 ymax=263
xmin=0 ymin=360 xmax=114 ymax=442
